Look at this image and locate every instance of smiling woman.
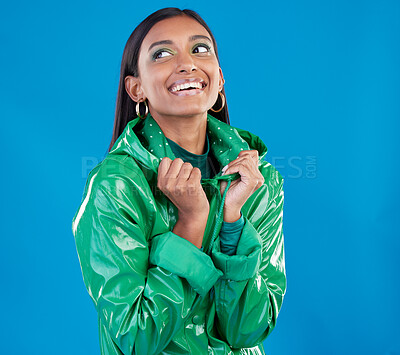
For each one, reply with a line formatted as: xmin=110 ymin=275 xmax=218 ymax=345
xmin=72 ymin=7 xmax=286 ymax=355
xmin=125 ymin=15 xmax=224 ymax=128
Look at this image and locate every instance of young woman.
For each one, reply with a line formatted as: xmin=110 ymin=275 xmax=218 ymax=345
xmin=72 ymin=7 xmax=286 ymax=355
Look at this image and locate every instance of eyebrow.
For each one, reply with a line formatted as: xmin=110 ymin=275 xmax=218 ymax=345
xmin=148 ymin=35 xmax=212 ymax=52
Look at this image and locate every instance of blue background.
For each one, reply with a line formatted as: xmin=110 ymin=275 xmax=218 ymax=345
xmin=1 ymin=0 xmax=399 ymax=354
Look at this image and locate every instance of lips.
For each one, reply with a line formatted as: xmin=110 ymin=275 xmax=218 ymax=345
xmin=168 ymin=78 xmax=207 ymax=94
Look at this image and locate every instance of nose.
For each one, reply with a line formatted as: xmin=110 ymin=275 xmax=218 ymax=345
xmin=176 ymin=52 xmax=197 ymax=73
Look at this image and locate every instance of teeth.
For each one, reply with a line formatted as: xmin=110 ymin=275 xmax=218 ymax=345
xmin=170 ymin=81 xmax=203 ymax=92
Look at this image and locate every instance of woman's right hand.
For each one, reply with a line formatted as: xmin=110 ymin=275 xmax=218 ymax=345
xmin=157 ymin=157 xmax=210 ymax=248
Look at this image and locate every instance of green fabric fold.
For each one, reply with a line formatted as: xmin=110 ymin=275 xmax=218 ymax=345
xmin=150 ymin=231 xmax=223 ymax=297
xmin=211 ymin=217 xmax=262 ymax=281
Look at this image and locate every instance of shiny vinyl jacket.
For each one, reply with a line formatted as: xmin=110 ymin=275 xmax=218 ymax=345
xmin=72 ymin=112 xmax=286 ymax=355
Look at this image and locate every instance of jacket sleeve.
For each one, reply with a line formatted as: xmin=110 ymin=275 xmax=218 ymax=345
xmin=72 ymin=164 xmax=222 ymax=355
xmin=210 ymin=168 xmax=286 ymax=349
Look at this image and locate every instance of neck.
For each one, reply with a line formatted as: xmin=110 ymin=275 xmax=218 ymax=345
xmin=150 ymin=111 xmax=208 ymax=155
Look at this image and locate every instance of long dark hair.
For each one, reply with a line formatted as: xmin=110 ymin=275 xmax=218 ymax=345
xmin=107 ymin=7 xmax=230 ymax=152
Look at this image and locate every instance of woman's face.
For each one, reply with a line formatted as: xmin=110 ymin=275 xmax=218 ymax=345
xmin=130 ymin=15 xmax=224 ymax=119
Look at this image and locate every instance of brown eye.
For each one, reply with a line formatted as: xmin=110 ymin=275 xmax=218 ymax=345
xmin=153 ymin=50 xmax=172 ymax=60
xmin=193 ymin=44 xmax=210 ymax=54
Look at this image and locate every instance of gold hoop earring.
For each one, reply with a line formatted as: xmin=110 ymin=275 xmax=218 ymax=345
xmin=136 ymin=100 xmax=148 ymax=119
xmin=210 ymin=91 xmax=225 ymax=113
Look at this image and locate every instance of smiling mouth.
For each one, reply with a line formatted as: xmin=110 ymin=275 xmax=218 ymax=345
xmin=168 ymin=79 xmax=207 ymax=96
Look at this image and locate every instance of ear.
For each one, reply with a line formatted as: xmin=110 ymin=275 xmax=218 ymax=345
xmin=218 ymin=67 xmax=225 ymax=91
xmin=125 ymin=75 xmax=146 ymax=102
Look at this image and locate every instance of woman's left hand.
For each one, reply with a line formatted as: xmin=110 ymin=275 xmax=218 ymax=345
xmin=220 ymin=150 xmax=265 ymax=221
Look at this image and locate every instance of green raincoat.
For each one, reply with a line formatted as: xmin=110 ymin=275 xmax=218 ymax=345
xmin=72 ymin=112 xmax=286 ymax=354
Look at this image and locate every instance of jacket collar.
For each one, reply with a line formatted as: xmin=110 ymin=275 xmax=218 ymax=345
xmin=109 ymin=112 xmax=268 ymax=184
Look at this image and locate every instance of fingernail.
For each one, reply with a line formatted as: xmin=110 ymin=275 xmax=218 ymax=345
xmin=221 ymin=165 xmax=228 ymax=175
